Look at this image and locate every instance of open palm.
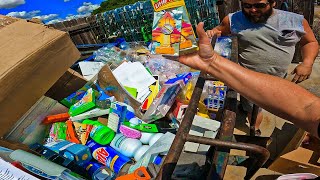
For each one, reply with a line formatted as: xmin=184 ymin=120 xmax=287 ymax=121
xmin=179 ymin=22 xmax=216 ymax=73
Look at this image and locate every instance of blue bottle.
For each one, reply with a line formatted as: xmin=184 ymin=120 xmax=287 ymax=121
xmin=86 ymin=140 xmax=131 ymax=174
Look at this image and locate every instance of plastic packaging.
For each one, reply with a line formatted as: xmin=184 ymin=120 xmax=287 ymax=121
xmin=110 ymin=134 xmax=142 ymax=158
xmin=69 ymin=88 xmax=96 ymax=117
xmin=214 ymin=36 xmax=232 ymax=59
xmin=149 ymin=133 xmax=164 ymax=146
xmin=45 ymin=140 xmax=92 ymax=166
xmin=86 ymin=140 xmax=131 ymax=174
xmin=93 ymin=46 xmax=123 ymax=67
xmin=145 ymin=57 xmax=191 ymax=85
xmin=107 ymin=102 xmax=135 ymax=133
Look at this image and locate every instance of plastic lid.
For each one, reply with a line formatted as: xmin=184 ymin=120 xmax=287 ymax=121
xmin=153 ymin=155 xmax=162 ymax=165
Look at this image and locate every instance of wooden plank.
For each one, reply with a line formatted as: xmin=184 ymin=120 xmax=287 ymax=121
xmin=79 ymin=17 xmax=97 ymax=44
xmin=64 ymin=23 xmax=91 ymax=32
xmin=63 ymin=19 xmax=84 ymax=45
xmin=70 ymin=18 xmax=91 ymax=44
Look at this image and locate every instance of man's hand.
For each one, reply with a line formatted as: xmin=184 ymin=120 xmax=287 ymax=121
xmin=291 ymin=63 xmax=313 ymax=83
xmin=179 ymin=22 xmax=217 ymax=73
xmin=206 ymin=28 xmax=222 ymax=39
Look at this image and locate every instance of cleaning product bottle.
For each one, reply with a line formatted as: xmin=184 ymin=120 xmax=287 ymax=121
xmin=83 ymin=161 xmax=116 ymax=180
xmin=133 ymin=145 xmax=150 ymax=161
xmin=139 ymin=132 xmax=156 ymax=144
xmin=82 ymin=119 xmax=115 ymax=145
xmin=86 ymin=140 xmax=131 ymax=174
xmin=110 ymin=134 xmax=142 ymax=158
xmin=139 ymin=132 xmax=164 ymax=145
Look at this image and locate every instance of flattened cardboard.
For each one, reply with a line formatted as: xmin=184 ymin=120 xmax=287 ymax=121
xmin=0 ymin=15 xmax=80 ymax=138
xmin=269 ymin=147 xmax=320 ymax=176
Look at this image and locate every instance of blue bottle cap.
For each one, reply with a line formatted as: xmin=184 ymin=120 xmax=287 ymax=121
xmin=153 ymin=155 xmax=162 ymax=165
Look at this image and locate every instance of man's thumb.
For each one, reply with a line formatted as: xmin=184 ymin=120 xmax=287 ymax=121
xmin=196 ymin=22 xmax=210 ymax=45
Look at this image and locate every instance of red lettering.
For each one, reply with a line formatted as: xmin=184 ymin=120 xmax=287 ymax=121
xmin=95 ymin=148 xmax=109 ymax=165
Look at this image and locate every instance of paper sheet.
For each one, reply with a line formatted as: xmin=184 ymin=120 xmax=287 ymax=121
xmin=0 ymin=158 xmax=39 ymax=180
xmin=113 ymin=62 xmax=156 ymax=100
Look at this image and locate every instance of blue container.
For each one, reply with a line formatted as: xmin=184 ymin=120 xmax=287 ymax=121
xmin=45 ymin=140 xmax=92 ymax=166
xmin=83 ymin=161 xmax=115 ymax=180
xmin=86 ymin=140 xmax=131 ymax=174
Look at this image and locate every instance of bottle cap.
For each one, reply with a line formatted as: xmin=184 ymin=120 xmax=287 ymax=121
xmin=153 ymin=155 xmax=162 ymax=165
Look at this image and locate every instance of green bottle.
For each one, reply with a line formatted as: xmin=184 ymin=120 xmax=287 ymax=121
xmin=82 ymin=119 xmax=115 ymax=145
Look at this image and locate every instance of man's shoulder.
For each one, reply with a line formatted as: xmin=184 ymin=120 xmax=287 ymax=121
xmin=229 ymin=11 xmax=242 ymax=17
xmin=228 ymin=11 xmax=243 ymax=21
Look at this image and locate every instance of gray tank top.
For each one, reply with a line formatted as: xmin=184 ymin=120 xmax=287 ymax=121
xmin=229 ymin=9 xmax=305 ymax=77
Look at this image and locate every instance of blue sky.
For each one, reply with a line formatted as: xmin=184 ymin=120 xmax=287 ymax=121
xmin=0 ymin=0 xmax=105 ymax=24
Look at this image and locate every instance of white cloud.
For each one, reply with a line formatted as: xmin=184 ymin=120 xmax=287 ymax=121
xmin=46 ymin=18 xmax=64 ymax=24
xmin=64 ymin=0 xmax=70 ymax=2
xmin=65 ymin=13 xmax=90 ymax=21
xmin=77 ymin=2 xmax=99 ymax=14
xmin=34 ymin=14 xmax=59 ymax=21
xmin=0 ymin=0 xmax=25 ymax=9
xmin=6 ymin=10 xmax=41 ymax=19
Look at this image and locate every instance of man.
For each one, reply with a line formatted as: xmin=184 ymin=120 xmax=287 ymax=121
xmin=206 ymin=0 xmax=319 ymax=135
xmin=179 ymin=22 xmax=320 ymax=138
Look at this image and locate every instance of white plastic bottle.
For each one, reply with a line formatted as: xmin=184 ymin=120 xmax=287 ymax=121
xmin=110 ymin=134 xmax=142 ymax=158
xmin=139 ymin=132 xmax=156 ymax=144
xmin=134 ymin=145 xmax=150 ymax=161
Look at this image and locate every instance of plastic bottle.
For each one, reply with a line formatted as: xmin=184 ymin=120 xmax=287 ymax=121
xmin=134 ymin=145 xmax=150 ymax=161
xmin=86 ymin=140 xmax=131 ymax=174
xmin=110 ymin=134 xmax=142 ymax=158
xmin=82 ymin=119 xmax=115 ymax=145
xmin=139 ymin=132 xmax=155 ymax=144
xmin=83 ymin=161 xmax=116 ymax=180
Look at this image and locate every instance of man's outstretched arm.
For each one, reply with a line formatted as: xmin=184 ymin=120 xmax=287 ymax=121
xmin=179 ymin=22 xmax=320 ymax=138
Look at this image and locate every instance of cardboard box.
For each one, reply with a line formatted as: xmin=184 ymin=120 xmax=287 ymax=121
xmin=269 ymin=147 xmax=320 ymax=176
xmin=0 ymin=15 xmax=80 ymax=138
xmin=45 ymin=68 xmax=87 ymax=101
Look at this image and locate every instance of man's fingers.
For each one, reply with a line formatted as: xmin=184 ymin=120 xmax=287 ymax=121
xmin=196 ymin=22 xmax=211 ymax=45
xmin=296 ymin=75 xmax=306 ymax=83
xmin=291 ymin=74 xmax=299 ymax=83
xmin=206 ymin=31 xmax=213 ymax=38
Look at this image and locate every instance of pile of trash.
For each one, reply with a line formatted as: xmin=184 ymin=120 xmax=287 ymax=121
xmin=1 ymin=37 xmax=231 ymax=180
